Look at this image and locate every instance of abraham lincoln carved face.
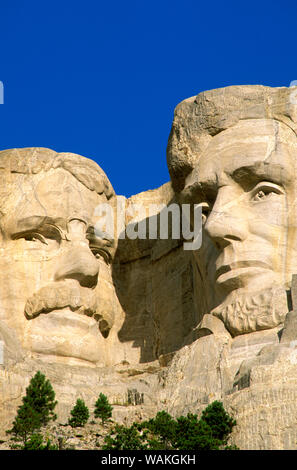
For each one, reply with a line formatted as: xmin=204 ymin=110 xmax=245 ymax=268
xmin=167 ymin=85 xmax=297 ymax=336
xmin=0 ymin=148 xmax=116 ymax=366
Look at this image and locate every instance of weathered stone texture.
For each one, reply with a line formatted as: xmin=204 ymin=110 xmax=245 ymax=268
xmin=3 ymin=85 xmax=297 ymax=449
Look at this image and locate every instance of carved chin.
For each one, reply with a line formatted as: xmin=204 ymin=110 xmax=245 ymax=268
xmin=211 ymin=287 xmax=289 ymax=336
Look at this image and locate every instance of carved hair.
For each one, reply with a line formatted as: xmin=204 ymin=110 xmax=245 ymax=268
xmin=0 ymin=147 xmax=115 ymax=199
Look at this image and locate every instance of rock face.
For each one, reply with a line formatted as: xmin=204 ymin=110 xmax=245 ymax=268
xmin=2 ymin=85 xmax=297 ymax=449
xmin=0 ymin=148 xmax=194 ymax=439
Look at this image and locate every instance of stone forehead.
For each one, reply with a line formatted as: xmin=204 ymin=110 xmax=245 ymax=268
xmin=0 ymin=147 xmax=115 ymax=199
xmin=167 ymin=85 xmax=297 ymax=191
xmin=206 ymin=118 xmax=297 ymax=145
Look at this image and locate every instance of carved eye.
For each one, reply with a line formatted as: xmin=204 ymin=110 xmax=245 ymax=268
xmin=13 ymin=225 xmax=62 ymax=248
xmin=252 ymin=183 xmax=284 ymax=202
xmin=90 ymin=247 xmax=111 ymax=264
xmin=20 ymin=232 xmax=48 ymax=245
xmin=254 ymin=190 xmax=266 ymax=200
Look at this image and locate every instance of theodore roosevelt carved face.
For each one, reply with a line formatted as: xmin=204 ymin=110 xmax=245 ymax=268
xmin=167 ymin=86 xmax=297 ymax=336
xmin=0 ymin=148 xmax=117 ymax=366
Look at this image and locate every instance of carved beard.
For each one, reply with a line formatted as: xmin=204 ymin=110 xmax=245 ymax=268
xmin=210 ymin=286 xmax=289 ymax=337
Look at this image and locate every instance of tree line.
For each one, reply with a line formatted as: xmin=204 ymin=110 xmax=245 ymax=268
xmin=6 ymin=371 xmax=238 ymax=450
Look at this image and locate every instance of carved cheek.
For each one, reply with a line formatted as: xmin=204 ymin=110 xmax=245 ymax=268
xmin=248 ymin=197 xmax=288 ymax=241
xmin=245 ymin=198 xmax=288 ymax=276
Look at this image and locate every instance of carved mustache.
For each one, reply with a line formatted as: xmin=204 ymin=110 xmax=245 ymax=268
xmin=24 ymin=279 xmax=114 ymax=337
xmin=24 ymin=279 xmax=99 ymax=320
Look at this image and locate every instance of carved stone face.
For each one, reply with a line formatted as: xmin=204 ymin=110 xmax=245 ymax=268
xmin=182 ymin=119 xmax=297 ymax=334
xmin=0 ymin=167 xmax=116 ymax=366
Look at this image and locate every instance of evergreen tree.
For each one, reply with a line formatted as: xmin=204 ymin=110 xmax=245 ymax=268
xmin=7 ymin=371 xmax=57 ymax=444
xmin=174 ymin=413 xmax=221 ymax=450
xmin=172 ymin=402 xmax=237 ymax=450
xmin=23 ymin=433 xmax=58 ymax=450
xmin=22 ymin=371 xmax=57 ymax=426
xmin=103 ymin=423 xmax=148 ymax=450
xmin=7 ymin=401 xmax=42 ymax=445
xmin=200 ymin=400 xmax=236 ymax=444
xmin=101 ymin=401 xmax=237 ymax=451
xmin=140 ymin=411 xmax=176 ymax=449
xmin=68 ymin=398 xmax=90 ymax=427
xmin=94 ymin=393 xmax=113 ymax=425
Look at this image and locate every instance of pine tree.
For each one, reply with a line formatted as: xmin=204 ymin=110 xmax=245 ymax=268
xmin=200 ymin=400 xmax=236 ymax=444
xmin=94 ymin=393 xmax=113 ymax=425
xmin=103 ymin=423 xmax=148 ymax=450
xmin=68 ymin=398 xmax=90 ymax=427
xmin=139 ymin=402 xmax=237 ymax=450
xmin=102 ymin=401 xmax=238 ymax=451
xmin=7 ymin=401 xmax=42 ymax=445
xmin=141 ymin=411 xmax=177 ymax=449
xmin=22 ymin=371 xmax=57 ymax=425
xmin=174 ymin=413 xmax=221 ymax=450
xmin=7 ymin=371 xmax=57 ymax=444
xmin=23 ymin=433 xmax=58 ymax=450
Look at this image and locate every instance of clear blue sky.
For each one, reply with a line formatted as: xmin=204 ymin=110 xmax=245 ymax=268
xmin=1 ymin=0 xmax=296 ymax=197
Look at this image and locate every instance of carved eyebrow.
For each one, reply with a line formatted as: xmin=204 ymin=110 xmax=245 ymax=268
xmin=230 ymin=162 xmax=292 ymax=188
xmin=182 ymin=161 xmax=291 ymax=202
xmin=181 ymin=181 xmax=217 ymax=204
xmin=10 ymin=216 xmax=66 ymax=235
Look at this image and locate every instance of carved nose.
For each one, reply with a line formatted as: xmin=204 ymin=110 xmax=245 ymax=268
xmin=54 ymin=243 xmax=99 ymax=288
xmin=204 ymin=191 xmax=248 ymax=250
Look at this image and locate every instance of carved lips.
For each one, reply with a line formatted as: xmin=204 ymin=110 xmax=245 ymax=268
xmin=215 ymin=260 xmax=273 ymax=281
